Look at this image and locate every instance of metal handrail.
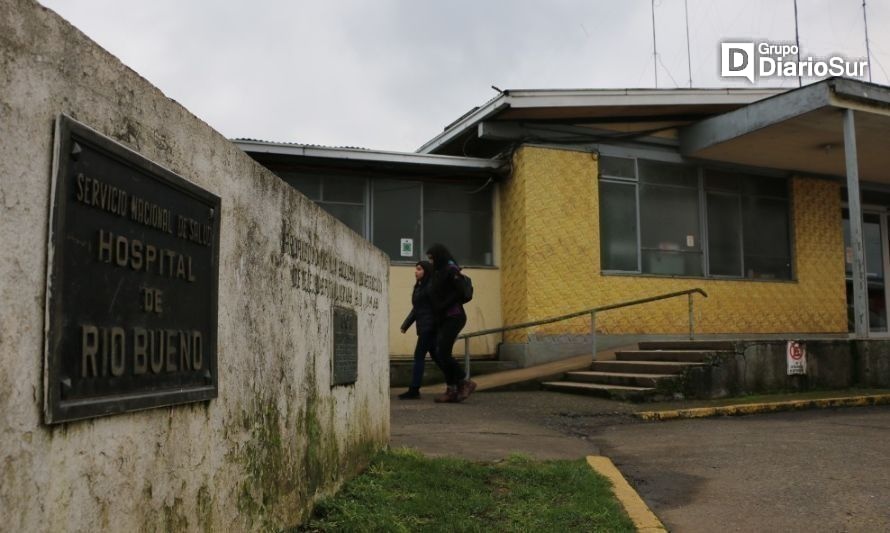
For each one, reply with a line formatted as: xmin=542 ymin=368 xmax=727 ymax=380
xmin=457 ymin=288 xmax=708 ymax=379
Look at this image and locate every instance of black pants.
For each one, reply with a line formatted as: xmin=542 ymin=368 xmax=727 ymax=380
xmin=435 ymin=314 xmax=467 ymax=386
xmin=409 ymin=330 xmax=438 ymax=388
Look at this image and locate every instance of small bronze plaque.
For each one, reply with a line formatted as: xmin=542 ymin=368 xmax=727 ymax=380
xmin=44 ymin=115 xmax=221 ymax=423
xmin=332 ymin=307 xmax=358 ymax=386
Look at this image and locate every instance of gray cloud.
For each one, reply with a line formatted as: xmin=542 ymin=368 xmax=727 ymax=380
xmin=39 ymin=0 xmax=890 ymax=152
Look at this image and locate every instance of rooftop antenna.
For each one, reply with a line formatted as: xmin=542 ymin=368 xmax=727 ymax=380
xmin=793 ymin=0 xmax=802 ymax=87
xmin=651 ymin=0 xmax=659 ymax=88
xmin=863 ymin=0 xmax=873 ymax=82
xmin=684 ymin=0 xmax=692 ymax=87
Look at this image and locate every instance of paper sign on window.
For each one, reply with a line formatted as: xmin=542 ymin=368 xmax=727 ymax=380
xmin=400 ymin=238 xmax=413 ymax=257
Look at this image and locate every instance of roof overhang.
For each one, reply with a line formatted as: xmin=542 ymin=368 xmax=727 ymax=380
xmin=418 ymin=87 xmax=785 ymax=155
xmin=679 ymin=78 xmax=890 ymax=183
xmin=234 ymin=139 xmax=505 ymax=178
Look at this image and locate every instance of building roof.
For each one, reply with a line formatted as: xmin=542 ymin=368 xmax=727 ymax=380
xmin=234 ymin=139 xmax=506 ymax=178
xmin=679 ymin=78 xmax=890 ymax=183
xmin=417 ymin=87 xmax=786 ymax=156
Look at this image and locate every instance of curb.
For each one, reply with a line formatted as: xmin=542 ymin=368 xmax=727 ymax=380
xmin=586 ymin=456 xmax=667 ymax=533
xmin=636 ymin=393 xmax=890 ymax=421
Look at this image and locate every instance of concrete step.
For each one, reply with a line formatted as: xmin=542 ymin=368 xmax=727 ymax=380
xmin=637 ymin=340 xmax=736 ymax=351
xmin=564 ymin=371 xmax=678 ymax=388
xmin=541 ymin=381 xmax=655 ymax=401
xmin=590 ymin=360 xmax=706 ymax=375
xmin=616 ymin=350 xmax=717 ymax=363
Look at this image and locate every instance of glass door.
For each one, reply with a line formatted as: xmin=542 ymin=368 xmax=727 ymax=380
xmin=842 ymin=210 xmax=889 ymax=334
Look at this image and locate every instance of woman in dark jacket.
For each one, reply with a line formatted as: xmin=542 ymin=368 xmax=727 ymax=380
xmin=425 ymin=243 xmax=477 ymax=403
xmin=397 ymin=260 xmax=437 ymax=399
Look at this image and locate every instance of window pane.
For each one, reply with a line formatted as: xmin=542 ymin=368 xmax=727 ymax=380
xmin=742 ymin=197 xmax=791 ymax=279
xmin=322 ymin=176 xmax=365 ymax=203
xmin=704 ymin=169 xmax=741 ymax=192
xmin=638 ymin=159 xmax=697 ymax=188
xmin=599 ymin=156 xmax=635 ymax=179
xmin=640 ymin=184 xmax=701 ymax=251
xmin=707 ymin=193 xmax=742 ymax=276
xmin=641 ymin=251 xmax=703 ymax=276
xmin=321 ymin=203 xmax=365 ymax=237
xmin=741 ymin=175 xmax=788 ymax=198
xmin=599 ymin=181 xmax=638 ymax=271
xmin=275 ymin=171 xmax=321 ymax=200
xmin=373 ymin=180 xmax=421 ymax=261
xmin=424 ymin=181 xmax=491 ymax=212
xmin=423 ymin=210 xmax=493 ymax=266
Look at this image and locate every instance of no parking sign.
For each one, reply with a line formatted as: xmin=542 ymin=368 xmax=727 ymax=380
xmin=786 ymin=341 xmax=807 ymax=375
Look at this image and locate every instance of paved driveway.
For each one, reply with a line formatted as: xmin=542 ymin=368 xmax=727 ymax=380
xmin=391 ymin=390 xmax=890 ymax=532
xmin=589 ymin=407 xmax=890 ymax=533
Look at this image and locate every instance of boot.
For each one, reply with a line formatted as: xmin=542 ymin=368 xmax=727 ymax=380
xmin=434 ymin=386 xmax=459 ymax=403
xmin=398 ymin=387 xmax=421 ymax=400
xmin=456 ymin=379 xmax=477 ymax=402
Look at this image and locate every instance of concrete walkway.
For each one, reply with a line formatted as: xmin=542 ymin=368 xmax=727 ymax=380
xmin=390 ymin=387 xmax=635 ymax=461
xmin=391 ymin=388 xmax=890 ymax=532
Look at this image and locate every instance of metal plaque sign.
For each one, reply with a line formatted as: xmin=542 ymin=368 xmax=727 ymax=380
xmin=332 ymin=307 xmax=358 ymax=386
xmin=44 ymin=115 xmax=221 ymax=423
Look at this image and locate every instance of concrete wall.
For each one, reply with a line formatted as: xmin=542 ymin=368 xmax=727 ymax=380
xmin=686 ymin=340 xmax=890 ymax=399
xmin=0 ymin=1 xmax=389 ymax=530
xmin=499 ymin=145 xmax=847 ymax=345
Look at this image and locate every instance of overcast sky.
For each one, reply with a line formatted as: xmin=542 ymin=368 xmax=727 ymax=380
xmin=38 ymin=0 xmax=890 ymax=152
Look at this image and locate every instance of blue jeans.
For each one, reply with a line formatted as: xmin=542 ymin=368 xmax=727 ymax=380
xmin=410 ymin=330 xmax=438 ymax=388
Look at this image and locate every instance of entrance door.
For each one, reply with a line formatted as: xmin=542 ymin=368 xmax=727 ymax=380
xmin=843 ymin=210 xmax=889 ymax=334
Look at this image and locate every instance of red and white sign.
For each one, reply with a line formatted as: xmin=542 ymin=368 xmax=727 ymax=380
xmin=786 ymin=341 xmax=807 ymax=375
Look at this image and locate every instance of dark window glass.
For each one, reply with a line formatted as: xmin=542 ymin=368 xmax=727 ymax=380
xmin=638 ymin=159 xmax=698 ymax=188
xmin=704 ymin=169 xmax=741 ymax=193
xmin=423 ymin=181 xmax=493 ymax=266
xmin=322 ymin=176 xmax=366 ymax=203
xmin=707 ymin=192 xmax=743 ymax=276
xmin=372 ymin=180 xmax=421 ymax=261
xmin=641 ymin=250 xmax=704 ymax=276
xmin=424 ymin=182 xmax=491 ymax=212
xmin=321 ymin=203 xmax=365 ymax=237
xmin=599 ymin=156 xmax=635 ymax=179
xmin=741 ymin=175 xmax=788 ymax=198
xmin=275 ymin=171 xmax=321 ymax=200
xmin=599 ymin=181 xmax=638 ymax=271
xmin=639 ymin=184 xmax=701 ymax=252
xmin=742 ymin=196 xmax=791 ymax=279
xmin=424 ymin=211 xmax=493 ymax=267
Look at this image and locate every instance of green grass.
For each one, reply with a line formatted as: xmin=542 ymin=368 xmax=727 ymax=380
xmin=298 ymin=448 xmax=635 ymax=533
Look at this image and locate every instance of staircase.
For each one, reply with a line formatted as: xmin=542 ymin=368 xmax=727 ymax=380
xmin=541 ymin=340 xmax=735 ymax=401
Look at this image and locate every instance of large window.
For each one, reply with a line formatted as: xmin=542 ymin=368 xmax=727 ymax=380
xmin=274 ymin=169 xmax=494 ymax=266
xmin=599 ymin=156 xmax=792 ymax=280
xmin=276 ymin=171 xmax=367 ymax=236
xmin=373 ymin=179 xmax=493 ymax=266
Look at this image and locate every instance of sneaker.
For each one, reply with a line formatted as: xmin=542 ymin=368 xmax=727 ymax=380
xmin=434 ymin=387 xmax=459 ymax=403
xmin=398 ymin=388 xmax=420 ymax=400
xmin=456 ymin=379 xmax=477 ymax=401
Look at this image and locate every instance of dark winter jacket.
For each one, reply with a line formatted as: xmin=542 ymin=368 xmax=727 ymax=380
xmin=426 ymin=261 xmax=466 ymax=323
xmin=400 ymin=281 xmax=437 ymax=335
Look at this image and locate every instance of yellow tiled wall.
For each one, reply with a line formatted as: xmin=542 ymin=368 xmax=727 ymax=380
xmin=500 ymin=145 xmax=847 ymax=341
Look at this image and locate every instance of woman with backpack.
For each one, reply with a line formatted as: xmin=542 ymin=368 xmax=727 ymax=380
xmin=425 ymin=243 xmax=477 ymax=403
xmin=397 ymin=260 xmax=437 ymax=400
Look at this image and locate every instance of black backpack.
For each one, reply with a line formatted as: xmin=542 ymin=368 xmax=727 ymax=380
xmin=456 ymin=272 xmax=474 ymax=304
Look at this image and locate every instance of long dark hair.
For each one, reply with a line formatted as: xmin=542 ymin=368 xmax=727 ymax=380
xmin=416 ymin=260 xmax=433 ymax=285
xmin=425 ymin=243 xmax=455 ymax=270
